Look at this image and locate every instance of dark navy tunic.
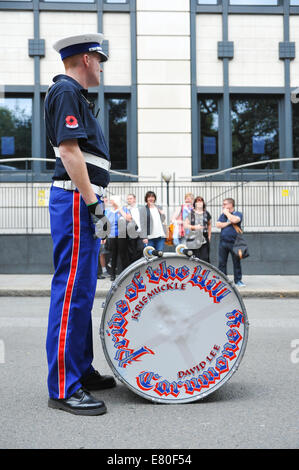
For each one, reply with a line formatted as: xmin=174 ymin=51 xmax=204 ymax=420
xmin=45 ymin=74 xmax=110 ymax=188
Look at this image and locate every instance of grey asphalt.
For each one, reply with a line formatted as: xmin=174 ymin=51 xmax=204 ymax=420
xmin=0 ymin=296 xmax=299 ymax=450
xmin=0 ymin=274 xmax=299 ymax=298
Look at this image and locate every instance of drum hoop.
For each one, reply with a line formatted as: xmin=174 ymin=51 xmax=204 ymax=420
xmin=100 ymin=253 xmax=249 ymax=404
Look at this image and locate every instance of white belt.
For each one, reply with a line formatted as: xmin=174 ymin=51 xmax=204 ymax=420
xmin=53 ymin=147 xmax=111 ymax=172
xmin=53 ymin=180 xmax=105 ymax=197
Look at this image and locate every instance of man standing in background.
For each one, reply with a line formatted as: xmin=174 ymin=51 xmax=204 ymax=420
xmin=216 ymin=198 xmax=245 ymax=287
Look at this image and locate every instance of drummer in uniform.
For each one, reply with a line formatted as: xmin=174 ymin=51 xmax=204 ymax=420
xmin=45 ymin=33 xmax=116 ymax=416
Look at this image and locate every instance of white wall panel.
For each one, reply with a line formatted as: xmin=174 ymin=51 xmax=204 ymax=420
xmin=138 ymin=85 xmax=191 ymax=109
xmin=137 ymin=12 xmax=190 ymax=36
xmin=290 ymin=16 xmax=299 ymax=89
xmin=0 ymin=12 xmax=34 ymax=86
xmin=103 ymin=13 xmax=131 ymax=86
xmin=137 ymin=36 xmax=190 ymax=61
xmin=138 ymin=133 xmax=191 ymax=158
xmin=136 ymin=1 xmax=191 ymax=179
xmin=137 ymin=0 xmax=189 ymax=12
xmin=40 ymin=12 xmax=97 ymax=86
xmin=138 ymin=157 xmax=191 ymax=179
xmin=138 ymin=109 xmax=191 ymax=134
xmin=196 ymin=14 xmax=223 ymax=87
xmin=229 ymin=15 xmax=284 ymax=87
xmin=137 ymin=61 xmax=190 ymax=84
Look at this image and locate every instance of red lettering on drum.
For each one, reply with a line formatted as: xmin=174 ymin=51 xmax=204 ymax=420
xmin=114 ymin=346 xmax=155 ymax=368
xmin=177 ymin=346 xmax=220 ymax=379
xmin=188 ymin=266 xmax=231 ymax=303
xmin=125 ymin=271 xmax=146 ymax=302
xmin=125 ymin=262 xmax=232 ymax=318
xmin=225 ymin=309 xmax=244 ymax=328
xmin=106 ymin=299 xmax=155 ymax=368
xmin=131 ymin=282 xmax=187 ymax=321
xmin=135 ymin=307 xmax=245 ymax=398
xmin=145 ymin=261 xmax=190 ymax=285
xmin=136 ymin=371 xmax=161 ymax=391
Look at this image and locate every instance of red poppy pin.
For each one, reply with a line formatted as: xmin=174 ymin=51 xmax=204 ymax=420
xmin=65 ymin=115 xmax=79 ymax=129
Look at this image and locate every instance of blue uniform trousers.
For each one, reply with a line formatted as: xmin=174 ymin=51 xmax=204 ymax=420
xmin=46 ymin=186 xmax=101 ymax=399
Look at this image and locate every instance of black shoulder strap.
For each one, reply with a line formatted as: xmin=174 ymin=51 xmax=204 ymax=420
xmin=146 ymin=205 xmax=151 ymax=236
xmin=191 ymin=209 xmax=195 ymax=226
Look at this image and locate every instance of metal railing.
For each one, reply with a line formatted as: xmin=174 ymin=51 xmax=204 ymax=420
xmin=0 ymin=158 xmax=299 ymax=233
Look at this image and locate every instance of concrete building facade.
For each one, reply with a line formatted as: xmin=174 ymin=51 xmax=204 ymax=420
xmin=0 ymin=0 xmax=299 ymax=274
xmin=0 ymin=0 xmax=299 ymax=181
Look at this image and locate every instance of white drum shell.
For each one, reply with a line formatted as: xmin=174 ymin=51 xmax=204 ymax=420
xmin=100 ymin=254 xmax=249 ymax=404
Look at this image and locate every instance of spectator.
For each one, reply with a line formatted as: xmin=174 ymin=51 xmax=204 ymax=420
xmin=184 ymin=196 xmax=211 ymax=262
xmin=171 ymin=193 xmax=194 ymax=246
xmin=139 ymin=191 xmax=166 ymax=251
xmin=106 ymin=195 xmax=130 ymax=281
xmin=97 ymin=240 xmax=110 ymax=279
xmin=125 ymin=193 xmax=144 ymax=263
xmin=216 ymin=198 xmax=245 ymax=287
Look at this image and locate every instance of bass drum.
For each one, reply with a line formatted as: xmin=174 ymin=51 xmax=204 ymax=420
xmin=100 ymin=249 xmax=249 ymax=404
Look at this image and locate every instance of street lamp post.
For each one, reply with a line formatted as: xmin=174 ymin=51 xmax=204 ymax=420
xmin=162 ymin=172 xmax=172 ymax=223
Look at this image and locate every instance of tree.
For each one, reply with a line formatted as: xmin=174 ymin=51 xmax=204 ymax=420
xmin=0 ymin=104 xmax=32 ymax=169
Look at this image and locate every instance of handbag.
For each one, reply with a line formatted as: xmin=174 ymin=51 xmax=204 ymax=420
xmin=165 ymin=223 xmax=174 ymax=246
xmin=232 ymin=224 xmax=249 ymax=259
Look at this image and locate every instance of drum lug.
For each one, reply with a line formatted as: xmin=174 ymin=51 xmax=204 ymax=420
xmin=99 ymin=328 xmax=104 ymax=340
xmin=110 ymin=281 xmax=119 ymax=293
xmin=143 ymin=245 xmax=163 ymax=259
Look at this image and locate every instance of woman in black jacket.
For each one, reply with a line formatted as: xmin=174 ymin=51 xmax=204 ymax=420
xmin=139 ymin=191 xmax=166 ymax=251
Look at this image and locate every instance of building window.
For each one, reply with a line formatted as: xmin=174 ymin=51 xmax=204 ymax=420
xmin=231 ymin=96 xmax=279 ymax=170
xmin=105 ymin=0 xmax=128 ymax=3
xmin=230 ymin=0 xmax=278 ymax=5
xmin=0 ymin=96 xmax=32 ymax=171
xmin=107 ymin=97 xmax=128 ymax=170
xmin=199 ymin=97 xmax=219 ymax=170
xmin=292 ymin=103 xmax=299 ymax=169
xmin=290 ymin=0 xmax=299 ymax=5
xmin=43 ymin=0 xmax=94 ymax=3
xmin=197 ymin=0 xmax=218 ymax=4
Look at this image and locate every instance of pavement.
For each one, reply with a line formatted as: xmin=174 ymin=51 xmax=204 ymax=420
xmin=0 ymin=274 xmax=298 ymax=298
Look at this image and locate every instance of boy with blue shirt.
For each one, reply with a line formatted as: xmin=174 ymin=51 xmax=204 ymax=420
xmin=216 ymin=198 xmax=245 ymax=287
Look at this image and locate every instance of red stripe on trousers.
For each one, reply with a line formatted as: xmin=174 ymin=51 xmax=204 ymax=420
xmin=58 ymin=191 xmax=80 ymax=399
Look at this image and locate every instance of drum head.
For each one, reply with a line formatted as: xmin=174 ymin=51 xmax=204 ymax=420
xmin=100 ymin=254 xmax=249 ymax=403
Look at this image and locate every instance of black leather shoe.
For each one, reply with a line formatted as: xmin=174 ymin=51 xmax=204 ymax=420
xmin=48 ymin=387 xmax=107 ymax=416
xmin=80 ymin=370 xmax=116 ymax=391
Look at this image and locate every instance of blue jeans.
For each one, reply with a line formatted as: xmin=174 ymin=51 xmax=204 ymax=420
xmin=218 ymin=239 xmax=242 ymax=284
xmin=146 ymin=237 xmax=165 ymax=252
